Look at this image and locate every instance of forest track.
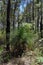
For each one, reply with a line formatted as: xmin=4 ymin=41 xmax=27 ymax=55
xmin=0 ymin=51 xmax=38 ymax=65
xmin=1 ymin=56 xmax=36 ymax=65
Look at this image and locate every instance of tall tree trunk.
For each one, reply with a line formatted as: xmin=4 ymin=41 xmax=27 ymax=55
xmin=6 ymin=0 xmax=11 ymax=51
xmin=32 ymin=0 xmax=35 ymax=30
xmin=37 ymin=8 xmax=39 ymax=31
xmin=13 ymin=16 xmax=15 ymax=30
xmin=40 ymin=0 xmax=42 ymax=38
xmin=32 ymin=0 xmax=34 ymax=20
xmin=17 ymin=10 xmax=20 ymax=29
xmin=13 ymin=0 xmax=18 ymax=30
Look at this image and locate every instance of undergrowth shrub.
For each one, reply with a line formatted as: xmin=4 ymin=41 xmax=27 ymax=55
xmin=10 ymin=23 xmax=38 ymax=57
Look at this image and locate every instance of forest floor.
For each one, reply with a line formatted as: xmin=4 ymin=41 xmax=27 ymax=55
xmin=0 ymin=38 xmax=43 ymax=65
xmin=0 ymin=51 xmax=43 ymax=65
xmin=0 ymin=53 xmax=38 ymax=65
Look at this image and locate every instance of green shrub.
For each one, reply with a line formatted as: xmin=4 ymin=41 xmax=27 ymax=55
xmin=17 ymin=23 xmax=36 ymax=50
xmin=10 ymin=23 xmax=37 ymax=56
xmin=36 ymin=57 xmax=43 ymax=64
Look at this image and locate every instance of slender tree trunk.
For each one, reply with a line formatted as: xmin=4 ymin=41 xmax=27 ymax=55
xmin=32 ymin=0 xmax=34 ymax=20
xmin=40 ymin=0 xmax=42 ymax=38
xmin=17 ymin=5 xmax=20 ymax=29
xmin=13 ymin=16 xmax=15 ymax=30
xmin=32 ymin=0 xmax=35 ymax=31
xmin=13 ymin=0 xmax=18 ymax=30
xmin=37 ymin=8 xmax=39 ymax=31
xmin=6 ymin=0 xmax=11 ymax=51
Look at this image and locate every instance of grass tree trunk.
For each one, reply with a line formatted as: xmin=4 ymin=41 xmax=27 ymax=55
xmin=6 ymin=0 xmax=11 ymax=51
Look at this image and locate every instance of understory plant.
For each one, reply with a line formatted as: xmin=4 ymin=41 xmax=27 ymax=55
xmin=10 ymin=23 xmax=37 ymax=56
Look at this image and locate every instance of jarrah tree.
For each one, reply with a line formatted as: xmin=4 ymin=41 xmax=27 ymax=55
xmin=6 ymin=0 xmax=11 ymax=51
